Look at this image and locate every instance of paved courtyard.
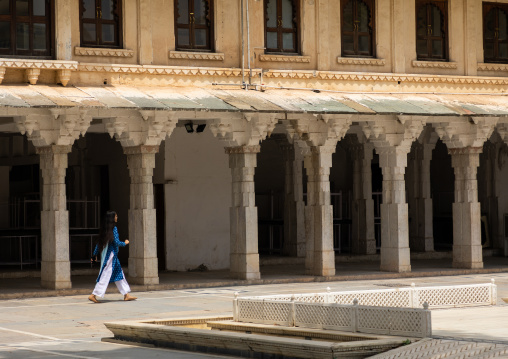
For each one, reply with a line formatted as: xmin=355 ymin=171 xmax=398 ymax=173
xmin=1 ymin=272 xmax=508 ymax=358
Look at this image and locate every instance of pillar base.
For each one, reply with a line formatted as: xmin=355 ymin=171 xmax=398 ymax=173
xmin=380 ymin=247 xmax=411 ymax=273
xmin=41 ymin=260 xmax=72 ymax=289
xmin=230 ymin=253 xmax=260 ymax=280
xmin=128 ymin=257 xmax=159 ymax=285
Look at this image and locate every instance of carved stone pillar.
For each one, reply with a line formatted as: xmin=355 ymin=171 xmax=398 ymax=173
xmin=377 ymin=146 xmax=412 ymax=272
xmin=450 ymin=147 xmax=483 ymax=269
xmin=124 ymin=145 xmax=159 ymax=285
xmin=304 ymin=144 xmax=335 ymax=276
xmin=409 ymin=141 xmax=436 ymax=252
xmin=226 ymin=145 xmax=261 ymax=280
xmin=435 ymin=117 xmax=498 ymax=268
xmin=279 ymin=142 xmax=306 ymax=257
xmin=38 ymin=145 xmax=72 ymax=290
xmin=350 ymin=142 xmax=376 ymax=255
xmin=362 ymin=117 xmax=425 ymax=273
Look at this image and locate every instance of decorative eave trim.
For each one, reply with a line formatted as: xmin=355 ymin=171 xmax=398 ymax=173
xmin=74 ymin=63 xmax=508 ymax=85
xmin=412 ymin=60 xmax=458 ymax=69
xmin=259 ymin=54 xmax=311 ymax=63
xmin=337 ymin=57 xmax=385 ymax=66
xmin=0 ymin=58 xmax=78 ymax=70
xmin=74 ymin=47 xmax=134 ymax=58
xmin=78 ymin=63 xmax=260 ymax=77
xmin=168 ymin=51 xmax=224 ymax=61
xmin=478 ymin=63 xmax=508 ymax=72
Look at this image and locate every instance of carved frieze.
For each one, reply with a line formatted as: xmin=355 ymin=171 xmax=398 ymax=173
xmin=411 ymin=60 xmax=458 ymax=69
xmin=169 ymin=51 xmax=224 ymax=61
xmin=74 ymin=47 xmax=134 ymax=58
xmin=337 ymin=57 xmax=386 ymax=66
xmin=259 ymin=54 xmax=311 ymax=63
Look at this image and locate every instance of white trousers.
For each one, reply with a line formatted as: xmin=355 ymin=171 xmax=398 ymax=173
xmin=92 ymin=252 xmax=131 ymax=298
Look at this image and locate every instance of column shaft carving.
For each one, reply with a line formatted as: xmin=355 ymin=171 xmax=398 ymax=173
xmin=37 ymin=145 xmax=72 ymax=290
xmin=350 ymin=143 xmax=376 ymax=255
xmin=377 ymin=146 xmax=412 ymax=272
xmin=124 ymin=145 xmax=159 ymax=285
xmin=408 ymin=142 xmax=436 ymax=252
xmin=450 ymin=147 xmax=483 ymax=269
xmin=226 ymin=145 xmax=261 ymax=280
xmin=304 ymin=145 xmax=335 ymax=276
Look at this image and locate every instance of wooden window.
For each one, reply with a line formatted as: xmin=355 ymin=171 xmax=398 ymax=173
xmin=0 ymin=0 xmax=53 ymax=57
xmin=264 ymin=0 xmax=299 ymax=54
xmin=80 ymin=0 xmax=122 ymax=48
xmin=415 ymin=0 xmax=448 ymax=61
xmin=341 ymin=0 xmax=375 ymax=58
xmin=483 ymin=3 xmax=508 ymax=63
xmin=175 ymin=0 xmax=214 ymax=51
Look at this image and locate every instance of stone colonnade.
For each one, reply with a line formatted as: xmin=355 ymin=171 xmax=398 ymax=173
xmin=9 ymin=108 xmax=506 ymax=287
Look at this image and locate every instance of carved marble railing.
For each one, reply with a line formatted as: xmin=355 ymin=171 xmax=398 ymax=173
xmin=233 ymin=296 xmax=432 ymax=338
xmin=236 ymin=281 xmax=497 ymax=309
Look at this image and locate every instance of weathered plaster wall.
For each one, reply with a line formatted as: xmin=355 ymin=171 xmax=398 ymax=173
xmin=165 ymin=127 xmax=231 ymax=271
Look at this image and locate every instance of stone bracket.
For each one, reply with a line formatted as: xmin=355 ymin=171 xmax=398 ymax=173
xmin=14 ymin=109 xmax=92 ymax=147
xmin=210 ymin=113 xmax=277 ymax=147
xmin=434 ymin=117 xmax=498 ymax=149
xmin=104 ymin=110 xmax=177 ymax=147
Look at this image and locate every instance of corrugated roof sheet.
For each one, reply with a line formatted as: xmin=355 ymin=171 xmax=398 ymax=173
xmin=0 ymin=84 xmax=507 ymax=116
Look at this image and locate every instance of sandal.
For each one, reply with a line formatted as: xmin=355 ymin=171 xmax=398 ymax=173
xmin=124 ymin=294 xmax=137 ymax=301
xmin=88 ymin=294 xmax=99 ymax=303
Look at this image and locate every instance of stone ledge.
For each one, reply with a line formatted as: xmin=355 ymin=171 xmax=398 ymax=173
xmin=412 ymin=60 xmax=458 ymax=69
xmin=0 ymin=58 xmax=78 ymax=70
xmin=478 ymin=63 xmax=508 ymax=72
xmin=337 ymin=57 xmax=386 ymax=66
xmin=169 ymin=51 xmax=224 ymax=61
xmin=74 ymin=47 xmax=134 ymax=58
xmin=259 ymin=54 xmax=311 ymax=63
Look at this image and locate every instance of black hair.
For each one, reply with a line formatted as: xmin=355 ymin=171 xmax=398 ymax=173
xmin=97 ymin=211 xmax=117 ymax=252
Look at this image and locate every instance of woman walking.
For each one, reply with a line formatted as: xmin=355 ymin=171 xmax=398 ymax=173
xmin=88 ymin=211 xmax=137 ymax=303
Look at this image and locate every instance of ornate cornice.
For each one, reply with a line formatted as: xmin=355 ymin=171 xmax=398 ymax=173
xmin=74 ymin=47 xmax=134 ymax=58
xmin=123 ymin=145 xmax=160 ymax=155
xmin=448 ymin=147 xmax=483 ymax=155
xmin=411 ymin=60 xmax=458 ymax=69
xmin=78 ymin=63 xmax=256 ymax=77
xmin=259 ymin=54 xmax=311 ymax=63
xmin=337 ymin=57 xmax=386 ymax=66
xmin=169 ymin=51 xmax=224 ymax=61
xmin=478 ymin=63 xmax=508 ymax=72
xmin=0 ymin=58 xmax=78 ymax=70
xmin=35 ymin=145 xmax=73 ymax=154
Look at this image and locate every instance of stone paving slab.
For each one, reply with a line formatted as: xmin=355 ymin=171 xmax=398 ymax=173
xmin=369 ymin=338 xmax=508 ymax=358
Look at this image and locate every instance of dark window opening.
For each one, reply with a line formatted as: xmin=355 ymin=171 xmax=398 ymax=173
xmin=175 ymin=0 xmax=214 ymax=51
xmin=341 ymin=0 xmax=375 ymax=58
xmin=483 ymin=3 xmax=508 ymax=63
xmin=415 ymin=0 xmax=448 ymax=61
xmin=264 ymin=0 xmax=299 ymax=54
xmin=79 ymin=0 xmax=122 ymax=48
xmin=0 ymin=0 xmax=53 ymax=57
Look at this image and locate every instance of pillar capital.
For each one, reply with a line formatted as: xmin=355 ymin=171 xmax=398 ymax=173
xmin=35 ymin=144 xmax=73 ymax=155
xmin=15 ymin=109 xmax=91 ymax=147
xmin=289 ymin=116 xmax=352 ymax=148
xmin=435 ymin=117 xmax=498 ymax=149
xmin=210 ymin=113 xmax=277 ymax=147
xmin=123 ymin=145 xmax=160 ymax=155
xmin=104 ymin=110 xmax=177 ymax=147
xmin=362 ymin=117 xmax=425 ymax=150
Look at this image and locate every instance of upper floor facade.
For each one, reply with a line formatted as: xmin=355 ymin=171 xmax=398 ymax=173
xmin=2 ymin=0 xmax=508 ymax=89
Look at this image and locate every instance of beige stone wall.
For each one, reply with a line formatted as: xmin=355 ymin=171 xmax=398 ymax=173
xmin=5 ymin=0 xmax=508 ymax=88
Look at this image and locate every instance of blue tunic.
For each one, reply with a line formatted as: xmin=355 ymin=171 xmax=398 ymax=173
xmin=93 ymin=227 xmax=126 ymax=283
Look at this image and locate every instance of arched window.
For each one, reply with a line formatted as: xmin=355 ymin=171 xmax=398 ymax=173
xmin=0 ymin=0 xmax=53 ymax=57
xmin=175 ymin=0 xmax=214 ymax=51
xmin=341 ymin=0 xmax=375 ymax=58
xmin=416 ymin=0 xmax=448 ymax=61
xmin=483 ymin=3 xmax=508 ymax=63
xmin=80 ymin=0 xmax=122 ymax=48
xmin=265 ymin=0 xmax=299 ymax=54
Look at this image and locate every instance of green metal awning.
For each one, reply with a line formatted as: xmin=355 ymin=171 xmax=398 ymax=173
xmin=1 ymin=84 xmax=508 ymax=117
